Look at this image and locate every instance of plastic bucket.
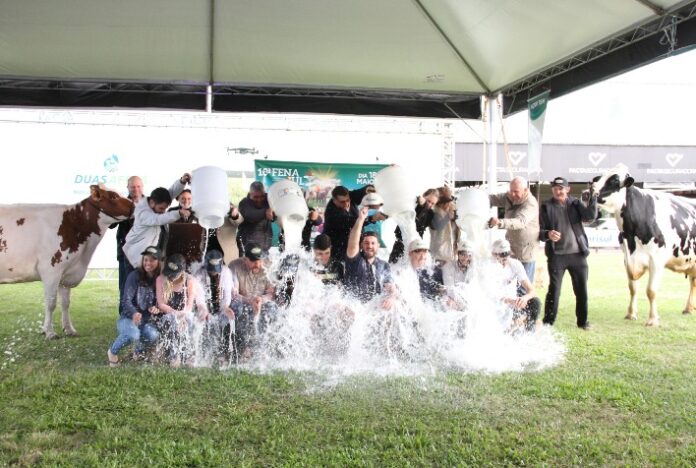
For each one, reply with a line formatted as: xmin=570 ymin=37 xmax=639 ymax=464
xmin=267 ymin=179 xmax=309 ymax=224
xmin=455 ymin=187 xmax=490 ymax=254
xmin=191 ymin=166 xmax=229 ymax=230
xmin=374 ymin=166 xmax=416 ymax=216
xmin=268 ymin=180 xmax=309 ymax=251
xmin=455 ymin=187 xmax=490 ymax=222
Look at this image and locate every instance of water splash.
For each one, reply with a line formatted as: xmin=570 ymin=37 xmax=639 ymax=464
xmin=228 ymin=250 xmax=566 ymax=379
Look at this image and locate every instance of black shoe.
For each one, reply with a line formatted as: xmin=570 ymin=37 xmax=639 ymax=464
xmin=578 ymin=322 xmax=591 ymax=330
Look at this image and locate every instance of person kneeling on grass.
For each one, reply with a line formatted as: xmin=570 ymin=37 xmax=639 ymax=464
xmin=491 ymin=239 xmax=540 ymax=334
xmin=196 ymin=249 xmax=237 ymax=365
xmin=228 ymin=243 xmax=277 ymax=360
xmin=156 ymin=253 xmax=211 ymax=367
xmin=108 ymin=246 xmax=174 ymax=366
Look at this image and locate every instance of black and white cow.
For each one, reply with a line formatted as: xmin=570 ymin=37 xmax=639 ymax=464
xmin=591 ymin=164 xmax=696 ymax=326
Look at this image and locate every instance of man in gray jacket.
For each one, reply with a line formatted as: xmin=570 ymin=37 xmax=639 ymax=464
xmin=123 ymin=173 xmax=191 ymax=272
xmin=488 ymin=176 xmax=540 ymax=281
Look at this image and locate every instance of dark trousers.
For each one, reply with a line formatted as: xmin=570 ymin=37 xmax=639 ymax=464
xmin=118 ymin=256 xmax=135 ymax=314
xmin=515 ymin=297 xmax=541 ymax=331
xmin=234 ymin=302 xmax=278 ymax=356
xmin=543 ymin=253 xmax=589 ymax=327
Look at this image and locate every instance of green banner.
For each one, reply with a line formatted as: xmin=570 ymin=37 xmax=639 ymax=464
xmin=527 ymin=90 xmax=550 ymax=180
xmin=255 ymin=159 xmax=388 ymax=210
xmin=528 ymin=90 xmax=549 ymax=121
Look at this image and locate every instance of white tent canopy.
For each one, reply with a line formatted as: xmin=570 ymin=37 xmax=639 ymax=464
xmin=2 ymin=0 xmax=696 ymax=118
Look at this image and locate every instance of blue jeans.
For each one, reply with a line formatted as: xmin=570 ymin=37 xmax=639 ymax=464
xmin=521 ymin=261 xmax=536 ymax=283
xmin=109 ymin=317 xmax=160 ymax=356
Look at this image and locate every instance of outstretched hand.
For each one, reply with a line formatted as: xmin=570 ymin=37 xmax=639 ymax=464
xmin=358 ymin=206 xmax=370 ymax=220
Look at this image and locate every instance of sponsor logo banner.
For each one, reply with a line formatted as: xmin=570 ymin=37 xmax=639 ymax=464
xmin=456 ymin=143 xmax=696 ymax=183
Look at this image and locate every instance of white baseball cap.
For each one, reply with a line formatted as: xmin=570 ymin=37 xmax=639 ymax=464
xmin=457 ymin=239 xmax=474 ymax=252
xmin=360 ymin=192 xmax=384 ymax=207
xmin=408 ymin=238 xmax=429 ymax=252
xmin=491 ymin=239 xmax=511 ymax=255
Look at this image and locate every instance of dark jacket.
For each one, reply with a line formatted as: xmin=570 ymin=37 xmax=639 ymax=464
xmin=539 ymin=195 xmax=598 ymax=258
xmin=237 ymin=196 xmax=274 ymax=252
xmin=323 ymin=199 xmax=359 ymax=261
xmin=344 ymin=253 xmax=393 ymax=303
xmin=110 ymin=196 xmax=136 ymax=260
xmin=120 ymin=270 xmax=157 ymax=322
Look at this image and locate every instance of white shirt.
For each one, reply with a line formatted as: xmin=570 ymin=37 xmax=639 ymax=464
xmin=123 ymin=179 xmax=185 ymax=267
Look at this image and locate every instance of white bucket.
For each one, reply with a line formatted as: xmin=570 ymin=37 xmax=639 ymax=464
xmin=191 ymin=166 xmax=229 ymax=230
xmin=455 ymin=187 xmax=491 ymax=255
xmin=268 ymin=179 xmax=309 ymax=250
xmin=374 ymin=165 xmax=416 ymax=217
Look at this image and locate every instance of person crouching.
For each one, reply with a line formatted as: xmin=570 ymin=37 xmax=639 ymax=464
xmin=197 ymin=249 xmax=237 ymax=365
xmin=491 ymin=239 xmax=540 ymax=333
xmin=107 ymin=246 xmax=174 ymax=366
xmin=228 ymin=243 xmax=277 ymax=359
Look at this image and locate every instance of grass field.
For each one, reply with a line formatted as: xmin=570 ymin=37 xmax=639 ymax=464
xmin=1 ymin=251 xmax=695 ymax=466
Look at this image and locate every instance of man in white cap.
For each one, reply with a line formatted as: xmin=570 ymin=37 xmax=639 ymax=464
xmin=491 ymin=239 xmax=540 ymax=333
xmin=407 ymin=238 xmax=443 ymax=301
xmin=439 ymin=239 xmax=475 ymax=289
xmin=437 ymin=239 xmax=475 ymax=311
xmin=360 ymin=192 xmax=387 ymax=246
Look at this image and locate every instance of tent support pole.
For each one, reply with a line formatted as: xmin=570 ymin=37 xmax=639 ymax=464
xmin=207 ymin=0 xmax=216 ymax=113
xmin=486 ymin=94 xmax=500 ymax=193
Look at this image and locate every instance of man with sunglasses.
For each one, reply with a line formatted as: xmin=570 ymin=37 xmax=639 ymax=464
xmin=491 ymin=239 xmax=540 ymax=333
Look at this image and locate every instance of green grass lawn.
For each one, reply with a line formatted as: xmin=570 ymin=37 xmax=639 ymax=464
xmin=1 ymin=251 xmax=695 ymax=466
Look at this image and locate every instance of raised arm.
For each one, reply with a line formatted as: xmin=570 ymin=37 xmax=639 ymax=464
xmin=346 ymin=206 xmax=369 ymax=259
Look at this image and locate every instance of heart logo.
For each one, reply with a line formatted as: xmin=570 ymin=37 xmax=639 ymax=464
xmin=665 ymin=153 xmax=683 ymax=167
xmin=588 ymin=152 xmax=607 ymax=167
xmin=508 ymin=151 xmax=526 ymax=165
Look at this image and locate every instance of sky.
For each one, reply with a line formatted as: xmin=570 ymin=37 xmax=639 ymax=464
xmin=454 ymin=47 xmax=696 ymax=145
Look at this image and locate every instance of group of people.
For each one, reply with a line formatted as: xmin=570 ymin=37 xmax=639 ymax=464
xmin=106 ymin=171 xmax=597 ymax=367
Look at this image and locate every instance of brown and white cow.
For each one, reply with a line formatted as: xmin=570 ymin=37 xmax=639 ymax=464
xmin=0 ymin=185 xmax=133 ymax=338
xmin=591 ymin=165 xmax=696 ymax=326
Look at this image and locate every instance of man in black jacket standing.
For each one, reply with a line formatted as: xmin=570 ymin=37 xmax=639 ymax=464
xmin=323 ymin=185 xmax=378 ymax=262
xmin=112 ymin=175 xmax=144 ymax=314
xmin=539 ymin=176 xmax=598 ymax=330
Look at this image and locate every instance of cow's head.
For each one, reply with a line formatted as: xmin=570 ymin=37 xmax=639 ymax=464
xmin=590 ymin=164 xmax=634 ymax=213
xmin=89 ymin=184 xmax=134 ymax=220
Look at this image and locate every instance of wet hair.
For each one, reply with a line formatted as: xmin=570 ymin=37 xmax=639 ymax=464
xmin=313 ymin=233 xmax=332 ymax=251
xmin=149 ymin=187 xmax=172 ymax=205
xmin=331 ymin=186 xmax=349 ymax=198
xmin=422 ymin=188 xmax=439 ymax=198
xmin=249 ymin=181 xmax=265 ymax=192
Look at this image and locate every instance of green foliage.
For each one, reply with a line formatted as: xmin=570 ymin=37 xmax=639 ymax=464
xmin=1 ymin=252 xmax=695 ymax=466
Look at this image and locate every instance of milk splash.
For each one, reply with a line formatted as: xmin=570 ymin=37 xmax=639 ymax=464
xmin=232 ymin=249 xmax=565 ymax=378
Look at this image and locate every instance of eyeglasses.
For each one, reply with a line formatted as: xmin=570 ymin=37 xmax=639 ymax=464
xmin=494 ymin=252 xmax=510 ymax=258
